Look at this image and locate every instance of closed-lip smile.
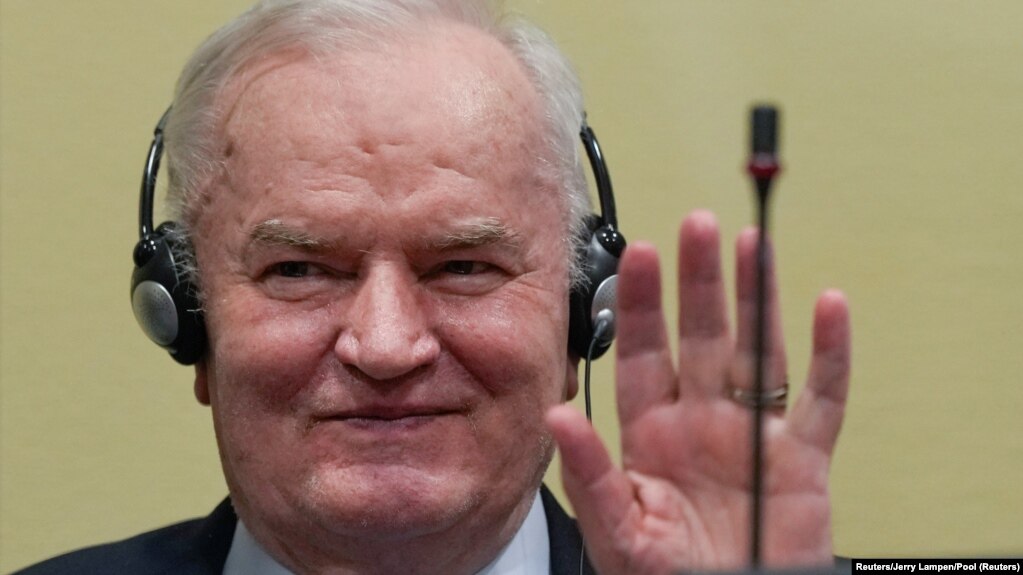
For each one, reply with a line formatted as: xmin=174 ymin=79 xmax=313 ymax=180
xmin=311 ymin=404 xmax=466 ymax=432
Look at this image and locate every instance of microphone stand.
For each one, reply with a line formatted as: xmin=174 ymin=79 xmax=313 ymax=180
xmin=684 ymin=107 xmax=849 ymax=575
xmin=747 ymin=105 xmax=782 ymax=568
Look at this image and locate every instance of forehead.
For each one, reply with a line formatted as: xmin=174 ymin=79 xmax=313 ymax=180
xmin=216 ymin=21 xmax=548 ymax=178
xmin=193 ymin=19 xmax=569 ymax=267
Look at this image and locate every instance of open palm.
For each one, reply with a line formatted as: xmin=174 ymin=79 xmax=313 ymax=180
xmin=547 ymin=210 xmax=851 ymax=574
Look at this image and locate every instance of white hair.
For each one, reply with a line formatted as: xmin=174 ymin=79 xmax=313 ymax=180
xmin=163 ymin=0 xmax=591 ymax=290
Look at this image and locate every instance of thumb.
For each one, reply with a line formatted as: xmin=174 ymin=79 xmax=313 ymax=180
xmin=546 ymin=404 xmax=636 ymax=574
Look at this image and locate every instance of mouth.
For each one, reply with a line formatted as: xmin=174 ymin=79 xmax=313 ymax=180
xmin=340 ymin=413 xmax=445 ymax=431
xmin=312 ymin=406 xmax=465 ymax=432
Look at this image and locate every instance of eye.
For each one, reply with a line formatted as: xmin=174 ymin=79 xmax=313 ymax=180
xmin=257 ymin=259 xmax=346 ymax=301
xmin=442 ymin=260 xmax=490 ymax=275
xmin=271 ymin=261 xmax=313 ymax=278
xmin=423 ymin=258 xmax=509 ymax=295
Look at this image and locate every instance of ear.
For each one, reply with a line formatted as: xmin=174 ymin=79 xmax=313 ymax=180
xmin=194 ymin=359 xmax=211 ymax=406
xmin=563 ymin=355 xmax=580 ymax=400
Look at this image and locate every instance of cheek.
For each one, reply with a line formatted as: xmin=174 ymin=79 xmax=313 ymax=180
xmin=434 ymin=290 xmax=568 ymax=491
xmin=203 ymin=302 xmax=343 ymax=494
xmin=204 ymin=294 xmax=340 ymax=409
xmin=441 ymin=284 xmax=570 ymax=405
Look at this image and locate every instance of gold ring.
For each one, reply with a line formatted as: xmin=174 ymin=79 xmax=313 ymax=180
xmin=729 ymin=384 xmax=788 ymax=409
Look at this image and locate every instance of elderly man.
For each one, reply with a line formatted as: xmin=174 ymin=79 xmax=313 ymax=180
xmin=17 ymin=1 xmax=850 ymax=574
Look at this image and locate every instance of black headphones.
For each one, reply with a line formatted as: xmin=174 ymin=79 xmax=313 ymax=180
xmin=569 ymin=121 xmax=626 ymax=359
xmin=131 ymin=109 xmax=625 ymax=365
xmin=130 ymin=109 xmax=205 ymax=365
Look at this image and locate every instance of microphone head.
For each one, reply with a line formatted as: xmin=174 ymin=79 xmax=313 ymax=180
xmin=750 ymin=105 xmax=779 ymax=155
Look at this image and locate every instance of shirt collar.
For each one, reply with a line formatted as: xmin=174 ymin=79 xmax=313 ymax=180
xmin=223 ymin=491 xmax=550 ymax=575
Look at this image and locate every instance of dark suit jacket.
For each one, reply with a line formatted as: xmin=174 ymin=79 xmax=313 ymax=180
xmin=12 ymin=487 xmax=595 ymax=575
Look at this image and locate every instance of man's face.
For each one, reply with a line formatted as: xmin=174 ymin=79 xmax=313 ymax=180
xmin=191 ymin=23 xmax=576 ymax=545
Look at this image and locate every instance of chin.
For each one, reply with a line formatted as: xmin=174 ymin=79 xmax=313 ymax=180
xmin=295 ymin=463 xmax=486 ymax=539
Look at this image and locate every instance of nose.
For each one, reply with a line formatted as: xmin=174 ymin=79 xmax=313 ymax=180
xmin=334 ymin=265 xmax=441 ymax=380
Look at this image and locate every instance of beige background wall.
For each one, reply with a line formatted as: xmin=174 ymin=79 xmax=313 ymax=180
xmin=3 ymin=1 xmax=1022 ymax=571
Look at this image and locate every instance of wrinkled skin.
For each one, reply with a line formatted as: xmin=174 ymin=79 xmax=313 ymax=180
xmin=191 ymin=22 xmax=576 ymax=574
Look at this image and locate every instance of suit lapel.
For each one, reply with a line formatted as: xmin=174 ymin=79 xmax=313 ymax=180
xmin=541 ymin=486 xmax=595 ymax=575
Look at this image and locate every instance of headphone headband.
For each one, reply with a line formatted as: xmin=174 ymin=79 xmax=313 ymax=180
xmin=580 ymin=121 xmax=618 ymax=229
xmin=138 ymin=108 xmax=171 ymax=241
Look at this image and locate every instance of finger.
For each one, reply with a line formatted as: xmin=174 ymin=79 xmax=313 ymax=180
xmin=546 ymin=405 xmax=636 ymax=573
xmin=789 ymin=290 xmax=851 ymax=453
xmin=615 ymin=241 xmax=677 ymax=424
xmin=676 ymin=211 xmax=733 ymax=398
xmin=731 ymin=227 xmax=788 ymax=395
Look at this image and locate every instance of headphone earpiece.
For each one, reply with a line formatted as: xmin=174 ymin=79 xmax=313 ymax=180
xmin=130 ymin=109 xmax=206 ymax=365
xmin=131 ymin=223 xmax=206 ymax=365
xmin=567 ymin=122 xmax=626 ymax=359
xmin=568 ymin=217 xmax=625 ymax=358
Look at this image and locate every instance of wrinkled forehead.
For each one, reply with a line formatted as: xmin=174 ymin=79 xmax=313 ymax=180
xmin=213 ymin=20 xmax=550 ymax=175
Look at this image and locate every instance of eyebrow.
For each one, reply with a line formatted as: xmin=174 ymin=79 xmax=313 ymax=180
xmin=250 ymin=219 xmax=330 ymax=251
xmin=430 ymin=217 xmax=521 ymax=251
xmin=248 ymin=217 xmax=521 ymax=254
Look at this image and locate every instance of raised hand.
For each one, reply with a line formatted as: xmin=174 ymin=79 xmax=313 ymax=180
xmin=547 ymin=210 xmax=851 ymax=574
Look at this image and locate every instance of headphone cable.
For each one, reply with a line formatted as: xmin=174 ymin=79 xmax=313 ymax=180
xmin=578 ymin=316 xmax=612 ymax=574
xmin=583 ymin=317 xmax=611 ymax=422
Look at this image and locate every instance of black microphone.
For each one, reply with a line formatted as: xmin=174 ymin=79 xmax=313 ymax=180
xmin=748 ymin=106 xmax=781 ymax=200
xmin=751 ymin=106 xmax=777 ymax=154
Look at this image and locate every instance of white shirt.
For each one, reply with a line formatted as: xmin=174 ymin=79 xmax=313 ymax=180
xmin=223 ymin=492 xmax=550 ymax=575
